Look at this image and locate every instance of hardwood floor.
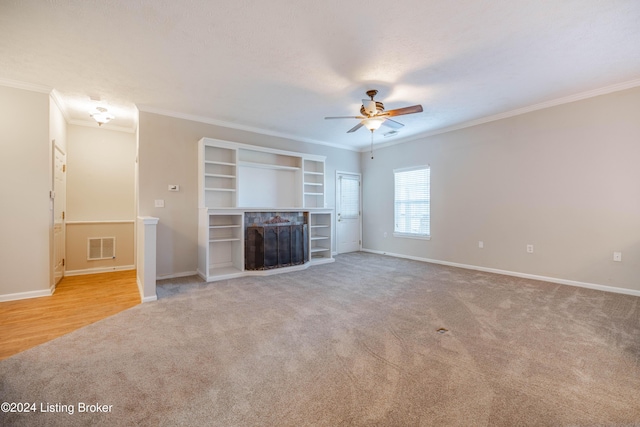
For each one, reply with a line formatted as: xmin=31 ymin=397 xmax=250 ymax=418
xmin=0 ymin=270 xmax=140 ymax=360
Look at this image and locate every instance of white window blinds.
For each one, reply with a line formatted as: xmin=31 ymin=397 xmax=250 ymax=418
xmin=339 ymin=175 xmax=360 ymax=219
xmin=394 ymin=166 xmax=430 ymax=238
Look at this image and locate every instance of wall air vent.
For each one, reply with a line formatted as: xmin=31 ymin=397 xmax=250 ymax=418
xmin=87 ymin=237 xmax=116 ymax=260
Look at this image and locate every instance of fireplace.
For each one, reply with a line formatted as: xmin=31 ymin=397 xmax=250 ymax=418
xmin=245 ymin=214 xmax=309 ymax=270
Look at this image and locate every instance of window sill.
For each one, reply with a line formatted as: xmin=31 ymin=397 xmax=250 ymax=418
xmin=393 ymin=232 xmax=431 ymax=240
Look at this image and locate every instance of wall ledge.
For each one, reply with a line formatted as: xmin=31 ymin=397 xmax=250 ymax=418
xmin=139 ymin=216 xmax=159 ymax=225
xmin=66 ymin=220 xmax=135 ymax=225
xmin=361 ymin=248 xmax=640 ymax=298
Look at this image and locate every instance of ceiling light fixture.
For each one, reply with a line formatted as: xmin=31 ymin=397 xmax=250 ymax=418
xmin=362 ymin=117 xmax=386 ymax=159
xmin=362 ymin=117 xmax=385 ymax=131
xmin=90 ymin=106 xmax=114 ymax=126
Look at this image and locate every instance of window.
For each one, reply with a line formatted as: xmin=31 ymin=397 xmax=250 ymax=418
xmin=339 ymin=174 xmax=360 ymax=219
xmin=394 ymin=166 xmax=430 ymax=239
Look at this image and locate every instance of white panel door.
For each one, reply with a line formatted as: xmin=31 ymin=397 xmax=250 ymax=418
xmin=53 ymin=143 xmax=66 ymax=286
xmin=336 ymin=172 xmax=361 ymax=254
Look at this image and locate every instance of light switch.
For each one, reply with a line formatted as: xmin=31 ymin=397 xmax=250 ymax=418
xmin=168 ymin=185 xmax=180 ymax=192
xmin=155 ymin=199 xmax=165 ymax=208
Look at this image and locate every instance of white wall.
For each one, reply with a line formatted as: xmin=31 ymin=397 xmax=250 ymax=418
xmin=138 ymin=112 xmax=361 ymax=278
xmin=362 ymin=87 xmax=640 ymax=292
xmin=65 ymin=125 xmax=136 ymax=273
xmin=49 ymin=97 xmax=67 ymax=154
xmin=0 ymin=85 xmax=51 ymax=299
xmin=66 ymin=125 xmax=136 ymax=221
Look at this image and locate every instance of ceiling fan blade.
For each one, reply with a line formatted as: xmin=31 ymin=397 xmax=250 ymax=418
xmin=325 ymin=116 xmax=366 ymax=120
xmin=382 ymin=118 xmax=404 ymax=129
xmin=384 ymin=105 xmax=423 ymax=117
xmin=347 ymin=122 xmax=364 ymax=133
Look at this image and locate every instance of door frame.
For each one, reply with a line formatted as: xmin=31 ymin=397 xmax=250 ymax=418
xmin=52 ymin=140 xmax=66 ymax=289
xmin=335 ymin=170 xmax=362 ymax=254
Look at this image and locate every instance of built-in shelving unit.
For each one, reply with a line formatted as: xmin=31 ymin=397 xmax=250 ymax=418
xmin=303 ymin=159 xmax=325 ymax=208
xmin=309 ymin=211 xmax=332 ymax=263
xmin=197 ymin=138 xmax=333 ymax=282
xmin=198 ymin=210 xmax=245 ymax=280
xmin=198 ymin=142 xmax=238 ymax=208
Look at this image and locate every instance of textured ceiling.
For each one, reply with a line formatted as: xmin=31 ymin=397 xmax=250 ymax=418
xmin=1 ymin=0 xmax=640 ymax=150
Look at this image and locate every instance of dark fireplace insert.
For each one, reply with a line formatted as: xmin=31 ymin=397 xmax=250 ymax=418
xmin=245 ymin=221 xmax=308 ymax=270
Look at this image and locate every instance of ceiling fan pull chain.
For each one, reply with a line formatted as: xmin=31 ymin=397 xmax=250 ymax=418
xmin=370 ymin=130 xmax=374 ymax=159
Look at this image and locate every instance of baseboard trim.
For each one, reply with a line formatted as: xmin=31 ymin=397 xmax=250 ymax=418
xmin=135 ymin=277 xmax=158 ymax=303
xmin=361 ymin=248 xmax=640 ymax=297
xmin=0 ymin=288 xmax=53 ymax=302
xmin=136 ymin=277 xmax=143 ymax=300
xmin=156 ymin=270 xmax=199 ymax=280
xmin=65 ymin=265 xmax=135 ymax=277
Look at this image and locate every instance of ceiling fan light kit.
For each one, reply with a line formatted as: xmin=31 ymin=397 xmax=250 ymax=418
xmin=325 ymin=89 xmax=424 ymax=158
xmin=362 ymin=117 xmax=385 ymax=131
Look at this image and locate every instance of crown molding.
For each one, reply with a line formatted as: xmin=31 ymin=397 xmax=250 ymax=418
xmin=137 ymin=105 xmax=360 ymax=152
xmin=49 ymin=89 xmax=72 ymax=123
xmin=68 ymin=118 xmax=136 ymax=134
xmin=365 ymin=76 xmax=640 ymax=152
xmin=0 ymin=77 xmax=52 ymax=93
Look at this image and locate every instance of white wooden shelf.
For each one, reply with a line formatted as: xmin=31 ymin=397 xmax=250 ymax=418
xmin=205 ymin=187 xmax=236 ymax=192
xmin=238 ymin=161 xmax=300 ymax=171
xmin=205 ymin=160 xmax=236 ymax=166
xmin=209 ymin=238 xmax=241 ymax=243
xmin=205 ymin=173 xmax=236 ymax=178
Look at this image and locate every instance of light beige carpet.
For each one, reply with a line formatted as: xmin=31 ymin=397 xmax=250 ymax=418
xmin=1 ymin=252 xmax=639 ymax=426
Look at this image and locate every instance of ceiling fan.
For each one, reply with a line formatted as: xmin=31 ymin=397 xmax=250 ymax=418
xmin=325 ymin=89 xmax=423 ymax=134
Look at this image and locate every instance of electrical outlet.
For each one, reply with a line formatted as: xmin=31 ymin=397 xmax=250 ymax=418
xmin=613 ymin=252 xmax=622 ymax=262
xmin=526 ymin=244 xmax=534 ymax=253
xmin=154 ymin=199 xmax=165 ymax=208
xmin=478 ymin=241 xmax=484 ymax=249
xmin=383 ymin=232 xmax=388 ymax=238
